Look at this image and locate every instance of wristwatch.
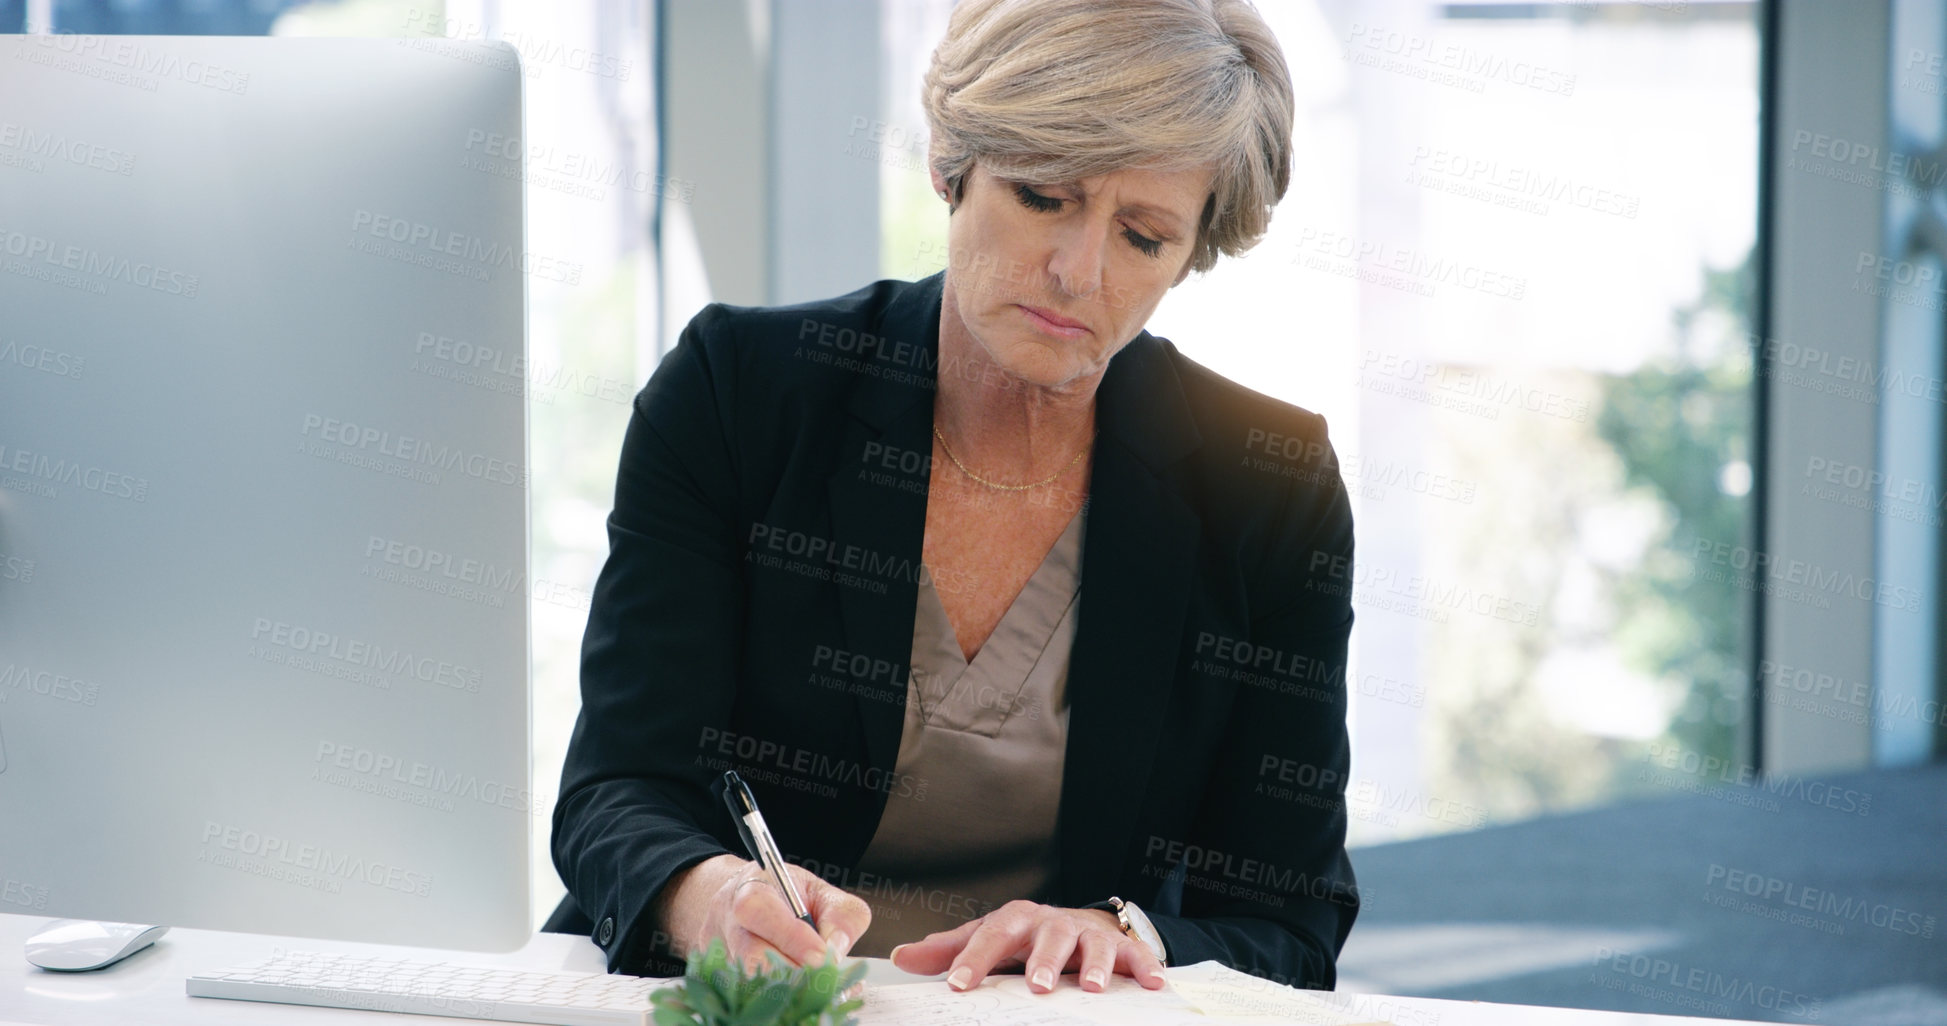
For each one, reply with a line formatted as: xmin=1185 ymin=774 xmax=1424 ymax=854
xmin=1083 ymin=896 xmax=1168 ymax=964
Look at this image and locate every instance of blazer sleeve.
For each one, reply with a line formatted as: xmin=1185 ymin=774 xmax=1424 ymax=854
xmin=551 ymin=305 xmax=746 ymax=976
xmin=1144 ymin=413 xmax=1359 ymax=988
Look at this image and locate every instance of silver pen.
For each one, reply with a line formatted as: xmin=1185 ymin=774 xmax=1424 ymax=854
xmin=720 ymin=770 xmax=816 ymax=930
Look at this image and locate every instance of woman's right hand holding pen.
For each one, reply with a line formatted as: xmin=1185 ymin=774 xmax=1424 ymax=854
xmin=656 ymin=853 xmax=873 ymax=975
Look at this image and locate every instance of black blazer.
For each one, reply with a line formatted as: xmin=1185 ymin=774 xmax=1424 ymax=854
xmin=551 ymin=271 xmax=1360 ymax=987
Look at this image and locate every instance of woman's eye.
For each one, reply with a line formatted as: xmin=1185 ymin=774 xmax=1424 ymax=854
xmin=1124 ymin=228 xmax=1163 ymax=257
xmin=1014 ymin=183 xmax=1164 ymax=257
xmin=1014 ymin=184 xmax=1063 ymax=212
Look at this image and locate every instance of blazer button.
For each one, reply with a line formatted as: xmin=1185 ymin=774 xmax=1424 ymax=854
xmin=597 ymin=916 xmax=615 ymax=946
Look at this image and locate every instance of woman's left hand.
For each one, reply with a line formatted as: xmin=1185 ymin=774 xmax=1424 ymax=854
xmin=887 ymin=900 xmax=1167 ymax=994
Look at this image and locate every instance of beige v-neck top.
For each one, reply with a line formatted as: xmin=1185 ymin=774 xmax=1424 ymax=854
xmin=845 ymin=511 xmax=1084 ymax=957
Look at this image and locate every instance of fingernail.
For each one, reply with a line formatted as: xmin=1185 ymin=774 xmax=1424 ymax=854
xmin=1084 ymin=968 xmax=1106 ymax=989
xmin=947 ymin=967 xmax=973 ymax=990
xmin=1145 ymin=968 xmax=1165 ymax=986
xmin=831 ymin=931 xmax=852 ymax=956
xmin=889 ymin=943 xmax=908 ymax=961
xmin=1031 ymin=966 xmax=1053 ymax=990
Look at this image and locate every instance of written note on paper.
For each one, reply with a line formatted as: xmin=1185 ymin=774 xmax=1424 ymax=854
xmin=1167 ymin=962 xmax=1394 ymax=1024
xmin=860 ymin=961 xmax=1393 ymax=1026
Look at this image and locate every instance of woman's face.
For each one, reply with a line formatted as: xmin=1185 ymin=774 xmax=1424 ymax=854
xmin=936 ymin=162 xmax=1214 ymax=390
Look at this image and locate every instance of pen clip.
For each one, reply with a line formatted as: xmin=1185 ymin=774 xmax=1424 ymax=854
xmin=720 ymin=771 xmax=762 ymax=856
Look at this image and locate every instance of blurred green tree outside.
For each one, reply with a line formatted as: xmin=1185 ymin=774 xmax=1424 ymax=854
xmin=1596 ymin=253 xmax=1756 ymax=770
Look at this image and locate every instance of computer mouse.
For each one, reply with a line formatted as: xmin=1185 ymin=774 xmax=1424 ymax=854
xmin=24 ymin=919 xmax=170 ymax=972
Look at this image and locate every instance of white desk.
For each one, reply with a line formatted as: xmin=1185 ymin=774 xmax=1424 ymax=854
xmin=0 ymin=912 xmax=1771 ymax=1025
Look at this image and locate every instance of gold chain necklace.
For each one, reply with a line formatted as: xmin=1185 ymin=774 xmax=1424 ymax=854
xmin=932 ymin=424 xmax=1093 ymax=492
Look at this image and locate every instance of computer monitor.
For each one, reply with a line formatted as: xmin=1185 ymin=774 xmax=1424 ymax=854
xmin=0 ymin=35 xmax=532 ymax=951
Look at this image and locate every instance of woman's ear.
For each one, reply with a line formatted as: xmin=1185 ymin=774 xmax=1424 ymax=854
xmin=928 ymin=154 xmax=953 ymax=208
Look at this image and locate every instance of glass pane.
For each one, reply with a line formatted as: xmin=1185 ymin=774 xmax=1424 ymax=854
xmin=883 ymin=1 xmax=1758 ymax=844
xmin=53 ymin=0 xmax=306 ymax=34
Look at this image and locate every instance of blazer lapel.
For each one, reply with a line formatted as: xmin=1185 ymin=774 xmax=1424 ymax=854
xmin=1057 ymin=332 xmax=1202 ymax=901
xmin=824 ymin=275 xmax=942 ymax=817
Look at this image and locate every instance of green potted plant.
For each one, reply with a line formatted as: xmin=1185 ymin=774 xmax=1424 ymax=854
xmin=650 ymin=938 xmax=866 ymax=1026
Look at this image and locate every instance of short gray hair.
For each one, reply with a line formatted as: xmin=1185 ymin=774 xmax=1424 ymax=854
xmin=922 ymin=0 xmax=1294 ymax=274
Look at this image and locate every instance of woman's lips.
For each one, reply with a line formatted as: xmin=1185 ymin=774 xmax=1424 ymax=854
xmin=1017 ymin=303 xmax=1090 ymax=338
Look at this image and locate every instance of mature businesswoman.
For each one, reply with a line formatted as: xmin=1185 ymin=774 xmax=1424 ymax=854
xmin=550 ymin=0 xmax=1360 ymax=997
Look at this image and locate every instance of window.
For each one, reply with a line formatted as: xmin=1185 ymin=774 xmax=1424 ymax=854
xmin=883 ymin=0 xmax=1761 ymax=844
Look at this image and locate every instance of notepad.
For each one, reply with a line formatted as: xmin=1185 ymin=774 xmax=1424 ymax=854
xmin=860 ymin=960 xmax=1394 ymax=1025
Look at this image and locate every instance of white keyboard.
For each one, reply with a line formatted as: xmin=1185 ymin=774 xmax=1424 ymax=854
xmin=185 ymin=950 xmax=665 ymax=1026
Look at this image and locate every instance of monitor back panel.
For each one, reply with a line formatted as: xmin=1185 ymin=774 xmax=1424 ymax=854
xmin=0 ymin=35 xmax=531 ymax=950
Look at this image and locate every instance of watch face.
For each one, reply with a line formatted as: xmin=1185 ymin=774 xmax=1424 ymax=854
xmin=1121 ymin=901 xmax=1168 ymax=962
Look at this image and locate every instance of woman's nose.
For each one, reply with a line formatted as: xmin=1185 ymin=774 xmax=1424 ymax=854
xmin=1046 ymin=221 xmax=1107 ymax=299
